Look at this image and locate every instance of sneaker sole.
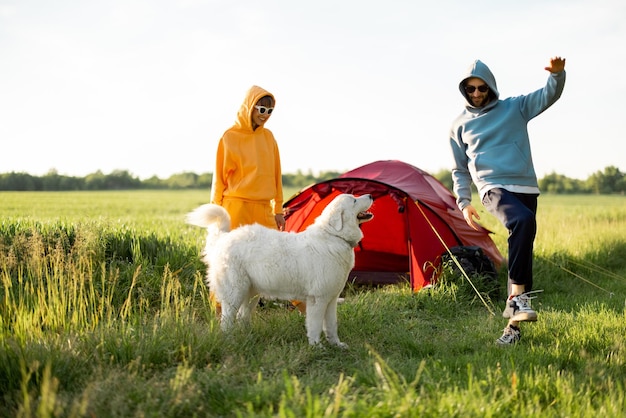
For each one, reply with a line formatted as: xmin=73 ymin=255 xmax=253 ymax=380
xmin=511 ymin=312 xmax=537 ymax=322
xmin=496 ymin=339 xmax=519 ymax=346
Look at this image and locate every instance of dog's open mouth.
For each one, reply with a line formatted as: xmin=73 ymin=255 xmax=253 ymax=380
xmin=357 ymin=211 xmax=374 ymax=222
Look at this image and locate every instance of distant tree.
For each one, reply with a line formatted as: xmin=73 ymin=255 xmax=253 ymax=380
xmin=283 ymin=170 xmax=316 ymax=188
xmin=166 ymin=172 xmax=199 ymax=189
xmin=0 ymin=172 xmax=39 ymax=191
xmin=432 ymin=169 xmax=453 ymax=191
xmin=317 ymin=170 xmax=343 ymax=181
xmin=196 ymin=172 xmax=212 ymax=189
xmin=85 ymin=171 xmax=107 ymax=190
xmin=619 ymin=175 xmax=626 ymax=194
xmin=282 ymin=170 xmax=344 ymax=189
xmin=430 ymin=168 xmax=480 ymax=195
xmin=104 ymin=170 xmax=142 ymax=190
xmin=40 ymin=169 xmax=84 ymax=191
xmin=586 ymin=166 xmax=625 ymax=194
xmin=41 ymin=169 xmax=61 ymax=190
xmin=143 ymin=175 xmax=167 ymax=189
xmin=538 ymin=172 xmax=587 ymax=194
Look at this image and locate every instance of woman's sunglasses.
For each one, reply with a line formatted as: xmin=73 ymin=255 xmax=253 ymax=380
xmin=254 ymin=105 xmax=274 ymax=115
xmin=464 ymin=85 xmax=489 ymax=94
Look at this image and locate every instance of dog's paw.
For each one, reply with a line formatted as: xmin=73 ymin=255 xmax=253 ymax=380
xmin=334 ymin=341 xmax=349 ymax=350
xmin=326 ymin=338 xmax=349 ymax=350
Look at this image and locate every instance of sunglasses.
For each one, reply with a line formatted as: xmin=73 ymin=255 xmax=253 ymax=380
xmin=254 ymin=105 xmax=274 ymax=115
xmin=464 ymin=85 xmax=489 ymax=94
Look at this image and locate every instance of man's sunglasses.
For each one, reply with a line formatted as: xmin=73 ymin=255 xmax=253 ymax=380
xmin=464 ymin=85 xmax=489 ymax=94
xmin=254 ymin=105 xmax=274 ymax=115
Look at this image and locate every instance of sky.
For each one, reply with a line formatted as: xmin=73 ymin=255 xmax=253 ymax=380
xmin=1 ymin=0 xmax=625 ymax=181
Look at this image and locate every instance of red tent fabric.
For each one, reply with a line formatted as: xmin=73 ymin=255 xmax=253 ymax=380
xmin=283 ymin=160 xmax=503 ymax=291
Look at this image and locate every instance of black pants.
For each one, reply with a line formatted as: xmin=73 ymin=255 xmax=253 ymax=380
xmin=482 ymin=188 xmax=538 ymax=294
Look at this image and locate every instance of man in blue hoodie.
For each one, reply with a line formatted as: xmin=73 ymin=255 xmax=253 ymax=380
xmin=449 ymin=57 xmax=566 ymax=345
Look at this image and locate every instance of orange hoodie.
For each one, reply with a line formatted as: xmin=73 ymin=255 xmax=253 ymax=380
xmin=210 ymin=85 xmax=283 ymax=213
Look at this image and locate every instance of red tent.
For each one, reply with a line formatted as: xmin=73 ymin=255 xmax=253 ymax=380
xmin=283 ymin=160 xmax=503 ymax=291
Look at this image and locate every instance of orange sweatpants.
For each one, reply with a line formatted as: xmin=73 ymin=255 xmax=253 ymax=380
xmin=222 ymin=197 xmax=276 ymax=229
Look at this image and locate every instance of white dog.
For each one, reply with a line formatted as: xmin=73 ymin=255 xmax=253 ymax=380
xmin=186 ymin=193 xmax=374 ymax=348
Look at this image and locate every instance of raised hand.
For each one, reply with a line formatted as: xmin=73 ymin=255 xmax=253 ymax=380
xmin=545 ymin=56 xmax=566 ymax=73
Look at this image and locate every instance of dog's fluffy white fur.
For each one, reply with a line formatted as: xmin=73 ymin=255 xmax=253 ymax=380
xmin=186 ymin=193 xmax=373 ymax=348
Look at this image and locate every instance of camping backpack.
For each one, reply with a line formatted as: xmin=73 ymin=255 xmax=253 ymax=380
xmin=441 ymin=246 xmax=498 ymax=280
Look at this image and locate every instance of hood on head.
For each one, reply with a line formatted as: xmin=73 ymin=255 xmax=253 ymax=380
xmin=235 ymin=85 xmax=275 ymax=131
xmin=459 ymin=60 xmax=499 ymax=107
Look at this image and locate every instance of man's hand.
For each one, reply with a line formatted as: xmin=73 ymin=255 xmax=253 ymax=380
xmin=462 ymin=205 xmax=481 ymax=231
xmin=545 ymin=56 xmax=566 ymax=73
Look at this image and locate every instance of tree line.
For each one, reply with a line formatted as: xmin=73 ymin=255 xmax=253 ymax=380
xmin=0 ymin=166 xmax=624 ymax=194
xmin=0 ymin=169 xmax=343 ymax=192
xmin=432 ymin=165 xmax=625 ymax=195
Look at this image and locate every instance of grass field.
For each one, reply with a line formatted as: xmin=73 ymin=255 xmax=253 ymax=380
xmin=1 ymin=190 xmax=625 ymax=417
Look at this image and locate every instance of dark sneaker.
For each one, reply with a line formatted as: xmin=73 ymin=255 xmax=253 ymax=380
xmin=496 ymin=325 xmax=521 ymax=346
xmin=502 ymin=290 xmax=542 ymax=322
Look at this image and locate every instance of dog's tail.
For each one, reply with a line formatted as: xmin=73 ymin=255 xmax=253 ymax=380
xmin=185 ymin=204 xmax=231 ymax=234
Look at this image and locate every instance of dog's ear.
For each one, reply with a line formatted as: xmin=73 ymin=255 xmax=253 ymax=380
xmin=328 ymin=209 xmax=344 ymax=232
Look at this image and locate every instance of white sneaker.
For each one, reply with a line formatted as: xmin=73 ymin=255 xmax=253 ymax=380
xmin=496 ymin=325 xmax=521 ymax=346
xmin=502 ymin=290 xmax=542 ymax=322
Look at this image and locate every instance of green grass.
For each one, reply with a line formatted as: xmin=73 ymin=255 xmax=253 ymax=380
xmin=0 ymin=191 xmax=625 ymax=417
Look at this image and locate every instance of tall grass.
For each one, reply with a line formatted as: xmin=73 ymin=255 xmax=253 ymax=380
xmin=0 ymin=191 xmax=625 ymax=417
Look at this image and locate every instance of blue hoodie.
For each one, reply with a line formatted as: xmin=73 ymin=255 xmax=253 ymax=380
xmin=449 ymin=60 xmax=566 ymax=210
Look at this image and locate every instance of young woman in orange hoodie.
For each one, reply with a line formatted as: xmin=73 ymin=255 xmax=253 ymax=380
xmin=210 ymin=85 xmax=305 ymax=313
xmin=211 ymin=85 xmax=285 ymax=231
